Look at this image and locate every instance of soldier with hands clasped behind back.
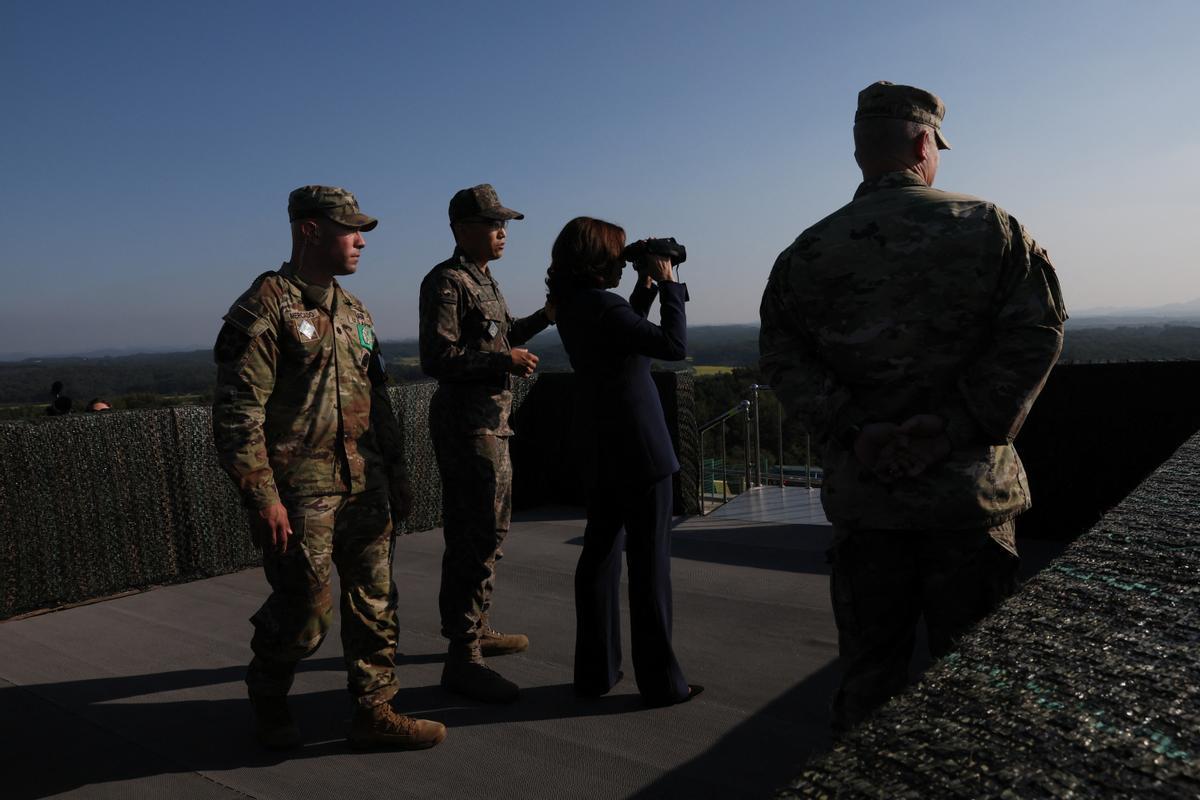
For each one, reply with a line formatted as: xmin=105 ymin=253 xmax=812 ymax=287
xmin=760 ymin=83 xmax=1066 ymax=734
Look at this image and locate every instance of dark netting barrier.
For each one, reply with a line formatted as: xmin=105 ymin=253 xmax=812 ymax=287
xmin=0 ymin=408 xmax=258 ymax=620
xmin=393 ymin=376 xmax=540 ymax=534
xmin=662 ymin=369 xmax=700 ymax=516
xmin=389 ymin=380 xmax=440 ymax=535
xmin=172 ymin=407 xmax=262 ymax=577
xmin=1017 ymin=361 xmax=1200 ymax=542
xmin=780 ymin=430 xmax=1200 ymax=798
xmin=6 ymin=360 xmax=1186 ymax=623
xmin=0 ymin=371 xmax=695 ymax=617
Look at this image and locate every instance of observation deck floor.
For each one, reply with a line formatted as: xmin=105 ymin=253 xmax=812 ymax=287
xmin=1 ymin=506 xmax=840 ymax=800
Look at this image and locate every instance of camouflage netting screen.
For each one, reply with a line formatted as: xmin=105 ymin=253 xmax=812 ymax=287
xmin=780 ymin=432 xmax=1200 ymax=799
xmin=1016 ymin=361 xmax=1200 ymax=542
xmin=0 ymin=386 xmax=450 ymax=618
xmin=390 ymin=380 xmax=440 ymax=535
xmin=390 ymin=376 xmax=542 ymax=534
xmin=0 ymin=407 xmax=257 ymax=620
xmin=663 ymin=369 xmax=700 ymax=515
xmin=0 ymin=372 xmax=694 ymax=618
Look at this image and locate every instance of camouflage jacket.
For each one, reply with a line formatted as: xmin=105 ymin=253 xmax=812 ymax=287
xmin=212 ymin=263 xmax=404 ymax=509
xmin=759 ymin=171 xmax=1067 ymax=530
xmin=418 ymin=250 xmax=551 ymax=436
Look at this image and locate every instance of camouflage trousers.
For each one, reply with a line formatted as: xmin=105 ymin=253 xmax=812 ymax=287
xmin=246 ymin=490 xmax=399 ymax=708
xmin=828 ymin=521 xmax=1018 ymax=733
xmin=430 ymin=432 xmax=513 ymax=646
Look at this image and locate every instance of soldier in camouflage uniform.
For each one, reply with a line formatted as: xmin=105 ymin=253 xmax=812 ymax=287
xmin=418 ymin=184 xmax=554 ymax=703
xmin=759 ymin=83 xmax=1067 ymax=734
xmin=213 ymin=185 xmax=446 ymax=750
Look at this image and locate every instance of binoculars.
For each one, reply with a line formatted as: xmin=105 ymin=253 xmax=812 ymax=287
xmin=621 ymin=237 xmax=687 ymax=267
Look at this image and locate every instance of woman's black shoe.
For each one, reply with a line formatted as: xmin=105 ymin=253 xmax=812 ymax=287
xmin=644 ymin=684 xmax=704 ymax=708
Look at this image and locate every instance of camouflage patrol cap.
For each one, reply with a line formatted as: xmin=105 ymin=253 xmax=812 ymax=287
xmin=287 ymin=185 xmax=378 ymax=231
xmin=448 ymin=184 xmax=525 ymax=223
xmin=855 ymin=81 xmax=951 ymax=150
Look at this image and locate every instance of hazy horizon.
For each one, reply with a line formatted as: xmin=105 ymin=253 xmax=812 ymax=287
xmin=7 ymin=303 xmax=1200 ymax=362
xmin=4 ymin=1 xmax=1198 ymax=357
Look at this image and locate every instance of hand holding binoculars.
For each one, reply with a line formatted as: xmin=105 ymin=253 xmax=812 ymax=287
xmin=621 ymin=237 xmax=687 ymax=267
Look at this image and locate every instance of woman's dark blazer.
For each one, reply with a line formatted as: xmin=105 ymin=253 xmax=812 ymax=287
xmin=555 ymin=280 xmax=689 ymax=489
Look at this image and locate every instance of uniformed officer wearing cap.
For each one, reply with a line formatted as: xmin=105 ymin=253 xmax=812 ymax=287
xmin=760 ymin=82 xmax=1067 ymax=733
xmin=418 ymin=183 xmax=554 ymax=703
xmin=213 ymin=185 xmax=446 ymax=750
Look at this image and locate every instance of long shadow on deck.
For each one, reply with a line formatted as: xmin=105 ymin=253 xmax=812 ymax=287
xmin=4 ymin=654 xmax=845 ymax=800
xmin=630 ymin=661 xmax=841 ymax=799
xmin=6 ymin=654 xmax=841 ymax=800
xmin=4 ymin=518 xmax=1069 ymax=799
xmin=2 ymin=656 xmax=656 ymax=800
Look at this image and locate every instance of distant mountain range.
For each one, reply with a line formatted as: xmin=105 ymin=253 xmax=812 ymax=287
xmin=6 ymin=298 xmax=1200 ymax=363
xmin=0 ymin=343 xmax=211 ymax=363
xmin=6 ymin=318 xmax=1200 ymax=405
xmin=1069 ymin=297 xmax=1200 ymax=328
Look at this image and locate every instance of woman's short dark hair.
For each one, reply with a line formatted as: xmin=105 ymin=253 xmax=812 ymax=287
xmin=545 ymin=217 xmax=626 ymax=299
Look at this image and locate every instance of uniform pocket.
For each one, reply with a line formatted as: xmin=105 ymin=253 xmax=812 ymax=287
xmin=479 ymin=298 xmax=506 ymax=340
xmin=288 ymin=498 xmax=333 ymax=561
xmin=287 ymin=507 xmax=307 ymax=543
xmin=282 ymin=310 xmax=327 ymax=363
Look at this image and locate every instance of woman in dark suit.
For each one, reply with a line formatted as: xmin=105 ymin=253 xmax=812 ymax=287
xmin=547 ymin=216 xmax=701 ymax=707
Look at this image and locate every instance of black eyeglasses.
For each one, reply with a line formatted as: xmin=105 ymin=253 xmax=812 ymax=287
xmin=460 ymin=218 xmax=507 ymax=231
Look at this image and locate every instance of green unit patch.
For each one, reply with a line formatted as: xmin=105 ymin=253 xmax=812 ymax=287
xmin=357 ymin=324 xmax=374 ymax=350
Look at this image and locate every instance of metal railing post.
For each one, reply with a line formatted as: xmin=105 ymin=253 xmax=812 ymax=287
xmin=720 ymin=422 xmax=728 ymax=505
xmin=752 ymin=386 xmax=762 ymax=488
xmin=777 ymin=399 xmax=784 ymax=489
xmin=695 ymin=398 xmax=756 ymax=514
xmin=805 ymin=433 xmax=812 ymax=489
xmin=743 ymin=410 xmax=752 ymax=494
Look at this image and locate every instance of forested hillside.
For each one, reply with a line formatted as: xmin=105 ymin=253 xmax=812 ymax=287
xmin=5 ymin=324 xmax=1200 ymax=409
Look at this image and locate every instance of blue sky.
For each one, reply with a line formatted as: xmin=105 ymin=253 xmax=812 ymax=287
xmin=3 ymin=1 xmax=1198 ymax=356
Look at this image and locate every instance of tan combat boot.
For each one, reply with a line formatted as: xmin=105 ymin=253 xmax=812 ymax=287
xmin=441 ymin=641 xmax=519 ymax=703
xmin=249 ymin=693 xmax=301 ymax=749
xmin=349 ymin=702 xmax=447 ymax=750
xmin=478 ymin=616 xmax=529 ymax=657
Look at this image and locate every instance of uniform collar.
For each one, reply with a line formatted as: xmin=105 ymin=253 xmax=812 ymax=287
xmin=853 ymin=170 xmax=929 ymax=200
xmin=280 ymin=261 xmax=338 ymax=312
xmin=453 ymin=248 xmax=494 ymax=286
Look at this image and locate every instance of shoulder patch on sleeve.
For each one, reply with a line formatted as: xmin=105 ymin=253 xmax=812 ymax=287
xmin=432 ymin=275 xmax=460 ymax=305
xmin=223 ymin=303 xmax=272 ymax=338
xmin=222 ymin=273 xmax=280 ymax=338
xmin=213 ymin=322 xmax=252 ymax=364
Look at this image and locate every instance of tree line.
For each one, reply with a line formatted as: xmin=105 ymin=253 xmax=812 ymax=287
xmin=4 ymin=325 xmax=1200 ymax=419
